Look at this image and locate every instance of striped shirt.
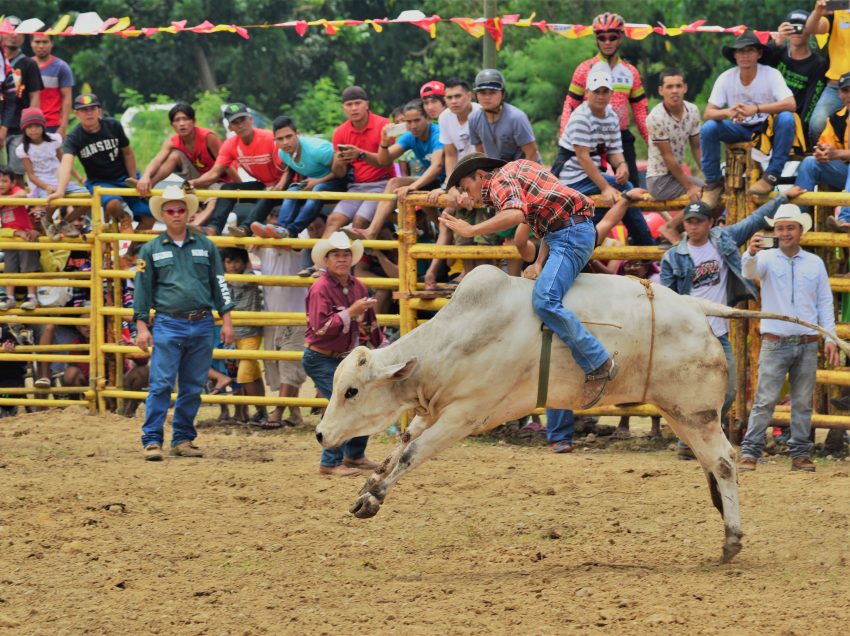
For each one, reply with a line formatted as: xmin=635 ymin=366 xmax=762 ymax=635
xmin=482 ymin=159 xmax=593 ymax=239
xmin=557 ymin=102 xmax=622 ymax=185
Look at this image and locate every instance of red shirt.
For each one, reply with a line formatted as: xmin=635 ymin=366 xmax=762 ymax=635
xmin=482 ymin=160 xmax=593 ymax=239
xmin=0 ymin=185 xmax=32 ymax=231
xmin=170 ymin=126 xmax=229 ymax=179
xmin=332 ymin=112 xmax=394 ymax=183
xmin=215 ymin=128 xmax=284 ymax=187
xmin=305 ymin=273 xmax=385 ymax=353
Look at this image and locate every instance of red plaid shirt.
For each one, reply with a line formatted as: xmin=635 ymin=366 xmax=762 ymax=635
xmin=481 ymin=160 xmax=594 ymax=239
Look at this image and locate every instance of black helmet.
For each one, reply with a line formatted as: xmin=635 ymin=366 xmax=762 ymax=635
xmin=474 ymin=69 xmax=505 ymax=92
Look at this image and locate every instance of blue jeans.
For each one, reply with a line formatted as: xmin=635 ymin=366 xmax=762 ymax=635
xmin=277 ymin=178 xmax=348 ymax=235
xmin=809 ymin=84 xmax=843 ymax=146
xmin=140 ymin=314 xmax=215 ymax=448
xmin=86 ymin=173 xmax=152 ymax=219
xmin=741 ymin=340 xmax=818 ymax=459
xmin=301 ymin=347 xmax=369 ymax=466
xmin=546 ymin=409 xmax=574 ymax=444
xmin=569 ymin=174 xmax=655 ymax=246
xmin=701 ymin=114 xmax=795 ymax=182
xmin=207 ymin=181 xmax=279 ymax=235
xmin=795 ymin=156 xmax=850 ymax=222
xmin=678 ymin=333 xmax=735 ymax=449
xmin=532 ymin=220 xmax=609 ymax=374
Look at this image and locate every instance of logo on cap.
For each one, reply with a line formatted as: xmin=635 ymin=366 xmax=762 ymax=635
xmin=229 ymin=104 xmax=240 ymax=112
xmin=79 ymin=95 xmax=93 ymax=105
xmin=688 ymin=204 xmax=701 ymax=212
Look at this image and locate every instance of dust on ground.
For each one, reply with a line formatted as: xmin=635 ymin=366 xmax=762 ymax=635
xmin=1 ymin=406 xmax=849 ymax=635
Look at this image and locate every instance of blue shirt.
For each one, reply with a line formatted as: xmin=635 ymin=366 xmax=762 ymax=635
xmin=278 ymin=136 xmax=334 ymax=179
xmin=742 ymin=247 xmax=835 ymax=336
xmin=396 ymin=123 xmax=445 ymax=181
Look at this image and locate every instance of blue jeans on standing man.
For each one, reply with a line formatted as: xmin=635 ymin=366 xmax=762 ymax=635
xmin=568 ymin=174 xmax=655 ymax=246
xmin=140 ymin=314 xmax=215 ymax=448
xmin=741 ymin=340 xmax=818 ymax=459
xmin=808 ymin=84 xmax=843 ymax=146
xmin=302 ymin=347 xmax=369 ymax=467
xmin=276 ymin=177 xmax=349 ymax=236
xmin=546 ymin=409 xmax=575 ymax=445
xmin=795 ymin=156 xmax=850 ymax=222
xmin=700 ymin=113 xmax=795 ymax=183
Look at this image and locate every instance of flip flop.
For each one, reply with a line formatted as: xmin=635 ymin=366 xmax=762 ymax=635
xmin=342 ymin=227 xmax=368 ymax=241
xmin=252 ymin=420 xmax=283 ymax=429
xmin=611 ymin=429 xmax=632 ymax=440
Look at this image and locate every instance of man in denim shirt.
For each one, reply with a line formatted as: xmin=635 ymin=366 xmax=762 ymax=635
xmin=661 ymin=194 xmax=788 ymax=458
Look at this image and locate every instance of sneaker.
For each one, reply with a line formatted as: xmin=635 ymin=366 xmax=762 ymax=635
xmin=737 ymin=455 xmax=757 ymax=472
xmin=319 ymin=464 xmax=361 ymax=477
xmin=250 ymin=222 xmax=271 ymax=238
xmin=226 ymin=224 xmax=249 ymax=238
xmin=196 ymin=225 xmax=217 ymax=236
xmin=550 ymin=440 xmax=573 ymax=454
xmin=343 ymin=456 xmax=379 ymax=470
xmin=0 ymin=299 xmax=14 ymax=311
xmin=34 ymin=377 xmax=51 ymax=389
xmin=747 ymin=173 xmax=778 ymax=196
xmin=297 ymin=265 xmax=318 ymax=278
xmin=791 ymin=456 xmax=816 ymax=472
xmin=20 ymin=298 xmax=37 ymax=311
xmin=265 ymin=224 xmax=290 ymax=239
xmin=170 ymin=441 xmax=204 ymax=458
xmin=144 ymin=444 xmax=164 ymax=461
xmin=700 ymin=181 xmax=724 ymax=210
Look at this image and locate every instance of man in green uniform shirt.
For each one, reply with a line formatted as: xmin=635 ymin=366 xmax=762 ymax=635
xmin=133 ymin=185 xmax=234 ymax=461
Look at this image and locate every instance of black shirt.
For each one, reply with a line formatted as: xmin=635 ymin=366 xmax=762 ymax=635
xmin=767 ymin=43 xmax=828 ymax=136
xmin=63 ymin=117 xmax=130 ymax=181
xmin=8 ymin=53 xmax=44 ymax=134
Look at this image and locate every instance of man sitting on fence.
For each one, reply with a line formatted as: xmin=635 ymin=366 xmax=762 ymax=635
xmin=786 ymin=72 xmax=850 ymax=232
xmin=739 ymin=205 xmax=840 ymax=472
xmin=700 ymin=30 xmax=797 ymax=205
xmin=191 ymin=102 xmax=286 ymax=237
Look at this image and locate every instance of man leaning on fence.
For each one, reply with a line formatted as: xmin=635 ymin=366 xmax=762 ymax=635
xmin=133 ymin=185 xmax=234 ymax=461
xmin=738 ymin=205 xmax=840 ymax=473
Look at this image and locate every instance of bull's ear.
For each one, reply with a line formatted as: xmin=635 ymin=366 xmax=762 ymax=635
xmin=373 ymin=357 xmax=417 ymax=382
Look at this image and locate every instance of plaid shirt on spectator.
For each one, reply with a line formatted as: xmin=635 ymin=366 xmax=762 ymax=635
xmin=481 ymin=159 xmax=594 ymax=239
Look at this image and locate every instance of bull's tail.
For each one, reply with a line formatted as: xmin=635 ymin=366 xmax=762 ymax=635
xmin=684 ymin=296 xmax=850 ymax=358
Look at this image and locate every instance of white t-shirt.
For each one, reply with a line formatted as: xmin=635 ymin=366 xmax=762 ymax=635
xmin=688 ymin=240 xmax=729 ymax=337
xmin=15 ymin=134 xmax=63 ymax=187
xmin=258 ymin=240 xmax=308 ymax=313
xmin=646 ymin=102 xmax=701 ymax=178
xmin=558 ymin=102 xmax=622 ymax=185
xmin=707 ymin=64 xmax=793 ymax=126
xmin=438 ymin=103 xmax=481 ymax=162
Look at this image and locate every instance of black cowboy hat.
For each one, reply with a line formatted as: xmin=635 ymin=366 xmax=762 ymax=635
xmin=721 ymin=30 xmax=772 ymax=65
xmin=446 ymin=152 xmax=507 ymax=191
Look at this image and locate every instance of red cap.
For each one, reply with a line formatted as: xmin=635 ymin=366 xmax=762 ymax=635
xmin=420 ymin=81 xmax=445 ymax=99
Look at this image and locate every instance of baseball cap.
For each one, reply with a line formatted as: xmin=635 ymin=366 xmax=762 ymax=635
xmin=839 ymin=72 xmax=850 ymax=90
xmin=786 ymin=9 xmax=809 ymax=24
xmin=420 ymin=80 xmax=445 ymax=99
xmin=682 ymin=201 xmax=714 ymax=221
xmin=223 ymin=102 xmax=251 ymax=123
xmin=341 ymin=86 xmax=369 ymax=103
xmin=73 ymin=93 xmax=101 ymax=109
xmin=586 ymin=65 xmax=614 ymax=92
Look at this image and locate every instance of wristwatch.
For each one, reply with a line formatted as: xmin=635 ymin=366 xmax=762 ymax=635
xmin=358 ymin=150 xmax=366 ymax=160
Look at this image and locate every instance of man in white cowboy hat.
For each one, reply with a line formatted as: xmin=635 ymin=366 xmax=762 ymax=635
xmin=739 ymin=203 xmax=840 ymax=472
xmin=303 ymin=231 xmax=385 ymax=476
xmin=133 ymin=185 xmax=234 ymax=461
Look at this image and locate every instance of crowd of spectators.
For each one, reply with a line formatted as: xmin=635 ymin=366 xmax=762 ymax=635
xmin=1 ymin=4 xmax=850 ymax=468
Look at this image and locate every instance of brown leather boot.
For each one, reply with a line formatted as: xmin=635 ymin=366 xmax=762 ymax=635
xmin=737 ymin=455 xmax=756 ymax=472
xmin=582 ymin=356 xmax=618 ymax=409
xmin=791 ymin=456 xmax=816 ymax=472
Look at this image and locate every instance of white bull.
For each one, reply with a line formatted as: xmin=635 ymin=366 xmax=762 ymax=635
xmin=315 ymin=265 xmax=849 ymax=563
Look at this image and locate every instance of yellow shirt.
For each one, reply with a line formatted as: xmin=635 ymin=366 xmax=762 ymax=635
xmin=825 ymin=11 xmax=850 ymax=80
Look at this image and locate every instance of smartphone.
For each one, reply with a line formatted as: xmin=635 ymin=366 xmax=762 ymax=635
xmin=387 ymin=122 xmax=408 ymax=137
xmin=337 ymin=144 xmax=351 ymax=152
xmin=824 ymin=1 xmax=849 ymax=12
xmin=759 ymin=235 xmax=780 ymax=249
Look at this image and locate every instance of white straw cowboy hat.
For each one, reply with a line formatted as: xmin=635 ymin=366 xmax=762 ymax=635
xmin=311 ymin=231 xmax=364 ymax=267
xmin=149 ymin=185 xmax=199 ymax=223
xmin=766 ymin=203 xmax=812 ymax=234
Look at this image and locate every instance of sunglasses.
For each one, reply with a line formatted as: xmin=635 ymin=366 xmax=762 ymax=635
xmin=596 ymin=34 xmax=621 ymax=43
xmin=163 ymin=207 xmax=187 ymax=215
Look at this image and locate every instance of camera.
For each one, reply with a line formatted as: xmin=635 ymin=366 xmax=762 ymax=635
xmin=792 ymin=23 xmax=804 ymax=34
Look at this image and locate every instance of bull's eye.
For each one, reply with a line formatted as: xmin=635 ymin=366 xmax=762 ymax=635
xmin=344 ymin=387 xmax=358 ymax=399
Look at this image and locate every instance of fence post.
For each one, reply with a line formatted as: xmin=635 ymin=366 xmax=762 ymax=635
xmin=398 ymin=201 xmax=419 ymax=335
xmin=90 ymin=187 xmax=106 ymax=413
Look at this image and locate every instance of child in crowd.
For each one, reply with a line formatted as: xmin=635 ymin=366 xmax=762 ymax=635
xmin=256 ymin=211 xmax=308 ymax=427
xmin=221 ymin=247 xmax=269 ymax=425
xmin=0 ymin=325 xmax=27 ymax=418
xmin=0 ymin=165 xmax=40 ymax=311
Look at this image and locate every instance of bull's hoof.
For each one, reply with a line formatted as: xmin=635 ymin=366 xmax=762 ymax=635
xmin=349 ymin=493 xmax=382 ymax=519
xmin=721 ymin=541 xmax=742 ymax=564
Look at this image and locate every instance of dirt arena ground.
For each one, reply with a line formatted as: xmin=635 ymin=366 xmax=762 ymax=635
xmin=1 ymin=406 xmax=849 ymax=635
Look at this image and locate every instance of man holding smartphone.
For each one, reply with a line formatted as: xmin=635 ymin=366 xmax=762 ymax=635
xmin=786 ymin=71 xmax=850 ymax=230
xmin=740 ymin=205 xmax=840 ymax=472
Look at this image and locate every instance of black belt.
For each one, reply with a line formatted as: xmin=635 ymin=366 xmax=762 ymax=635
xmin=162 ymin=310 xmax=211 ymax=322
xmin=307 ymin=345 xmax=350 ymax=359
xmin=762 ymin=333 xmax=818 ymax=344
xmin=548 ymin=214 xmax=591 ymax=233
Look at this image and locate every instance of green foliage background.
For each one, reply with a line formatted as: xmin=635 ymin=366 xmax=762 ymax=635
xmin=8 ymin=0 xmax=796 ymax=166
